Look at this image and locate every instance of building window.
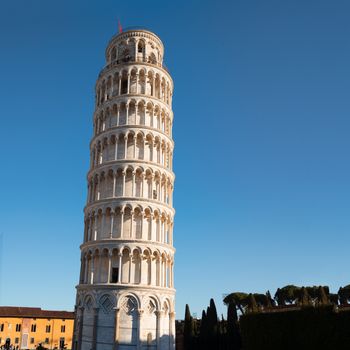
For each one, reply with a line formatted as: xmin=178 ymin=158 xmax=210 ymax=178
xmin=31 ymin=324 xmax=36 ymax=332
xmin=0 ymin=324 xmax=4 ymax=332
xmin=46 ymin=325 xmax=51 ymax=333
xmin=16 ymin=324 xmax=21 ymax=332
xmin=111 ymin=267 xmax=119 ymax=283
xmin=121 ymin=79 xmax=128 ymax=94
xmin=59 ymin=337 xmax=65 ymax=350
xmin=45 ymin=338 xmax=49 ymax=344
xmin=30 ymin=338 xmax=34 ymax=344
xmin=15 ymin=338 xmax=19 ymax=344
xmin=138 ymin=42 xmax=144 ymax=53
xmin=61 ymin=325 xmax=65 ymax=333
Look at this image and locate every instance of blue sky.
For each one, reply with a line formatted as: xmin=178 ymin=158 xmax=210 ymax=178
xmin=0 ymin=0 xmax=350 ymax=319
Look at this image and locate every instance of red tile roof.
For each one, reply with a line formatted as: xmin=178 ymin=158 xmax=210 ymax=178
xmin=0 ymin=307 xmax=74 ymax=319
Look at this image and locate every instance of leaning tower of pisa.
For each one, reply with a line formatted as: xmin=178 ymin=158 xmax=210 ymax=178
xmin=73 ymin=28 xmax=175 ymax=350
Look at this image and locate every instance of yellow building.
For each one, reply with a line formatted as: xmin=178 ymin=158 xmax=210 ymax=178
xmin=0 ymin=307 xmax=74 ymax=350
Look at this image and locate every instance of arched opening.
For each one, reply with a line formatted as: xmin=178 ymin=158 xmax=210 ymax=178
xmin=123 ymin=207 xmax=132 ymax=238
xmin=132 ymin=250 xmax=141 ymax=284
xmin=136 ymin=134 xmax=144 ymax=160
xmin=152 ymin=252 xmax=158 ymax=285
xmin=87 ymin=254 xmax=92 ymax=284
xmin=126 ymin=134 xmax=134 ymax=159
xmin=135 ymin=169 xmax=142 ymax=197
xmin=119 ymin=104 xmax=127 ymax=125
xmin=143 ymin=250 xmax=152 ymax=285
xmin=121 ymin=249 xmax=130 ymax=283
xmin=105 ymin=170 xmax=114 ymax=198
xmin=128 ymin=102 xmax=136 ymax=124
xmin=133 ymin=207 xmax=142 ymax=239
xmin=154 ymin=212 xmax=160 ymax=242
xmin=115 ymin=168 xmax=123 ymax=197
xmin=117 ymin=134 xmax=125 ymax=159
xmin=111 ymin=249 xmax=120 ymax=283
xmin=103 ymin=208 xmax=112 ymax=239
xmin=144 ymin=208 xmax=152 ymax=240
xmin=146 ymin=72 xmax=153 ymax=96
xmin=93 ymin=251 xmax=99 ymax=283
xmin=112 ymin=73 xmax=119 ymax=97
xmin=124 ymin=169 xmax=133 ymax=197
xmin=145 ymin=103 xmax=152 ymax=126
xmin=113 ymin=207 xmax=122 ymax=238
xmin=99 ymin=172 xmax=106 ymax=199
xmin=121 ymin=72 xmax=128 ymax=94
xmin=111 ymin=104 xmax=118 ymax=127
xmin=130 ymin=70 xmax=137 ymax=94
xmin=145 ymin=135 xmax=153 ymax=161
xmin=155 ymin=75 xmax=160 ymax=98
xmin=100 ymin=249 xmax=109 ymax=283
xmin=139 ymin=70 xmax=146 ymax=94
xmin=96 ymin=209 xmax=103 ymax=240
xmin=145 ymin=170 xmax=153 ymax=199
xmin=119 ymin=45 xmax=131 ymax=63
xmin=137 ymin=41 xmax=145 ymax=62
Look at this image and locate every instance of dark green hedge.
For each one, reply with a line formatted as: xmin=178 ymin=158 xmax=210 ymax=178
xmin=240 ymin=306 xmax=350 ymax=350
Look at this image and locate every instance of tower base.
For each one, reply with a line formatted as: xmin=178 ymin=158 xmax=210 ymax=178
xmin=74 ymin=286 xmax=175 ymax=350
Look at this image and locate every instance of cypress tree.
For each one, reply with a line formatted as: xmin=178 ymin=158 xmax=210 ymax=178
xmin=275 ymin=288 xmax=285 ymax=306
xmin=206 ymin=306 xmax=210 ymax=318
xmin=200 ymin=310 xmax=207 ymax=335
xmin=199 ymin=310 xmax=208 ymax=349
xmin=227 ymin=302 xmax=241 ymax=349
xmin=208 ymin=298 xmax=218 ymax=335
xmin=184 ymin=304 xmax=194 ymax=349
xmin=206 ymin=299 xmax=219 ymax=348
xmin=218 ymin=314 xmax=224 ymax=336
xmin=266 ymin=290 xmax=275 ymax=308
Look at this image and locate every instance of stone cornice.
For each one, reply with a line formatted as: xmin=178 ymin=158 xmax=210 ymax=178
xmin=84 ymin=197 xmax=176 ymax=215
xmin=76 ymin=284 xmax=176 ymax=294
xmin=94 ymin=95 xmax=173 ymax=121
xmin=89 ymin=125 xmax=174 ymax=149
xmin=87 ymin=159 xmax=175 ymax=181
xmin=80 ymin=239 xmax=176 ymax=254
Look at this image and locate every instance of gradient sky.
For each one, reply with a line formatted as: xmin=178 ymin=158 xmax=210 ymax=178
xmin=1 ymin=0 xmax=350 ymax=319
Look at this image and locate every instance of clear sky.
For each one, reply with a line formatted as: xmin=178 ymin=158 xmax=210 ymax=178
xmin=0 ymin=0 xmax=350 ymax=319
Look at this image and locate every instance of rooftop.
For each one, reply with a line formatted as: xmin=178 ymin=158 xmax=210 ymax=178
xmin=0 ymin=307 xmax=74 ymax=319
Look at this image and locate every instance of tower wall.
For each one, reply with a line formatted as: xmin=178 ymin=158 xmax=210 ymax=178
xmin=74 ymin=29 xmax=176 ymax=350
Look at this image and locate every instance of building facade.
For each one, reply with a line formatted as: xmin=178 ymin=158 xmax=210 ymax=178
xmin=74 ymin=28 xmax=176 ymax=350
xmin=0 ymin=307 xmax=74 ymax=350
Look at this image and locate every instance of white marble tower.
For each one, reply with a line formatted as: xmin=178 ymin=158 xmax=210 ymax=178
xmin=73 ymin=28 xmax=175 ymax=350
